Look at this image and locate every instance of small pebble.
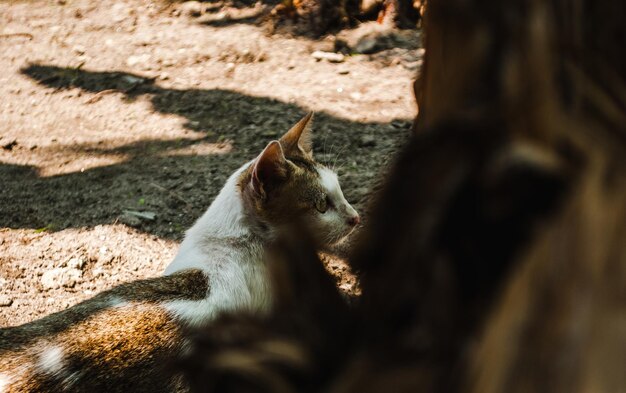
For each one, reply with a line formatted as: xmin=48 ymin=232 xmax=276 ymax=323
xmin=359 ymin=134 xmax=377 ymax=147
xmin=68 ymin=257 xmax=86 ymax=270
xmin=178 ymin=1 xmax=203 ymax=17
xmin=355 ymin=37 xmax=378 ymax=54
xmin=73 ymin=45 xmax=86 ymax=55
xmin=122 ymin=75 xmax=144 ymax=84
xmin=311 ymin=51 xmax=345 ymax=63
xmin=126 ymin=54 xmax=151 ymax=68
xmin=0 ymin=295 xmax=13 ymax=307
xmin=119 ymin=213 xmax=142 ymax=227
xmin=2 ymin=140 xmax=18 ymax=151
xmin=93 ymin=267 xmax=106 ymax=277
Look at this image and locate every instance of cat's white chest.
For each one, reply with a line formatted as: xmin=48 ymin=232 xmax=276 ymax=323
xmin=162 ymin=161 xmax=275 ymax=326
xmin=164 ymin=242 xmax=272 ymax=326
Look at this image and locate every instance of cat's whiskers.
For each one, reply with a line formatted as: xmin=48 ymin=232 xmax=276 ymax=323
xmin=331 ymin=144 xmax=349 ymax=173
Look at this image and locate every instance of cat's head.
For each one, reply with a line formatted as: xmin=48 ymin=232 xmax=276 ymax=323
xmin=239 ymin=113 xmax=360 ymax=246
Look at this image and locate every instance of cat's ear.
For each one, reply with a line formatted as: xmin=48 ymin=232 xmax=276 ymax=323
xmin=251 ymin=141 xmax=288 ymax=197
xmin=280 ymin=112 xmax=314 ymax=158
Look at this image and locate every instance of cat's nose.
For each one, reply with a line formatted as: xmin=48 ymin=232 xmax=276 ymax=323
xmin=347 ymin=214 xmax=360 ymax=227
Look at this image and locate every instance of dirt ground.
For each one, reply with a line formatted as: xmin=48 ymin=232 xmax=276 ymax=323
xmin=0 ymin=0 xmax=420 ymax=327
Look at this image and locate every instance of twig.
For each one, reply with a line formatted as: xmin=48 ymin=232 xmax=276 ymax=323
xmin=39 ymin=75 xmax=60 ymax=84
xmin=0 ymin=33 xmax=34 ymax=40
xmin=84 ymin=89 xmax=118 ymax=104
xmin=123 ymin=210 xmax=157 ymax=221
xmin=84 ymin=78 xmax=153 ymax=104
xmin=149 ymin=182 xmax=193 ymax=208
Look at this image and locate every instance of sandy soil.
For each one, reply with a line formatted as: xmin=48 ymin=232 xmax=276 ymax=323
xmin=0 ymin=0 xmax=420 ymax=326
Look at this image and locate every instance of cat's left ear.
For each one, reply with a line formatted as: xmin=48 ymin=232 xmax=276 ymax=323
xmin=280 ymin=112 xmax=314 ymax=158
xmin=251 ymin=141 xmax=288 ymax=198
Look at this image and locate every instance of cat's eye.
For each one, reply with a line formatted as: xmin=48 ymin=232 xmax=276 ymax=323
xmin=316 ymin=195 xmax=334 ymax=213
xmin=315 ymin=197 xmax=328 ymax=213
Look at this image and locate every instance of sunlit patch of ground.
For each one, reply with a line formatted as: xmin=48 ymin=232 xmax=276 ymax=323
xmin=0 ymin=0 xmax=418 ymax=326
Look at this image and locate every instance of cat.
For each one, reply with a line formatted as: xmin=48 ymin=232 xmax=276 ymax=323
xmin=162 ymin=111 xmax=359 ymax=323
xmin=0 ymin=112 xmax=359 ymax=392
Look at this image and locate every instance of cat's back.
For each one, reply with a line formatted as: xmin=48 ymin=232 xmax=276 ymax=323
xmin=0 ymin=270 xmax=208 ymax=393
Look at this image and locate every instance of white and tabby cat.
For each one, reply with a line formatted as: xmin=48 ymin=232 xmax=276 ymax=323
xmin=0 ymin=113 xmax=359 ymax=392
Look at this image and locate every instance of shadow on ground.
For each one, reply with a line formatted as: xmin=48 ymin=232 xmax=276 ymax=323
xmin=0 ymin=64 xmax=410 ymax=240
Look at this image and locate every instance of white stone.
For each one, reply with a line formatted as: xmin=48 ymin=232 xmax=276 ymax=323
xmin=122 ymin=75 xmax=144 ymax=84
xmin=41 ymin=268 xmax=83 ymax=290
xmin=126 ymin=54 xmax=151 ymax=67
xmin=92 ymin=267 xmax=105 ymax=278
xmin=67 ymin=257 xmax=85 ymax=270
xmin=311 ymin=51 xmax=345 ymax=63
